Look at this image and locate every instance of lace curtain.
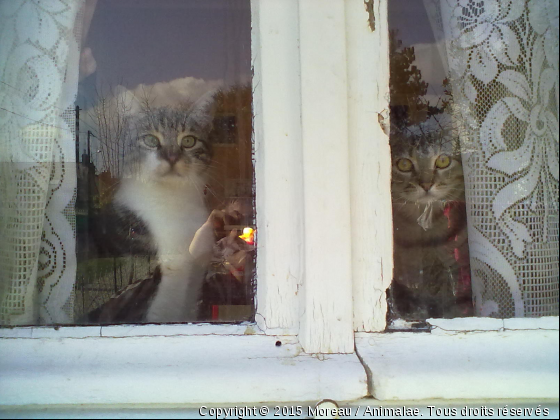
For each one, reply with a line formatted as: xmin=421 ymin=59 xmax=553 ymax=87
xmin=0 ymin=0 xmax=84 ymax=325
xmin=425 ymin=0 xmax=559 ymax=317
xmin=0 ymin=0 xmax=557 ymax=326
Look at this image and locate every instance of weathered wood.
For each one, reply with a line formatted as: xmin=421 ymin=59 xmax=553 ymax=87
xmin=356 ymin=329 xmax=560 ymax=400
xmin=0 ymin=332 xmax=367 ymax=405
xmin=297 ymin=0 xmax=355 ymax=354
xmin=252 ymin=0 xmax=303 ymax=335
xmin=346 ymin=0 xmax=393 ymax=333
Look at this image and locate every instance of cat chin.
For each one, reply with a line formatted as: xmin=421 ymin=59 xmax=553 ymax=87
xmin=409 ymin=188 xmax=451 ymax=203
xmin=153 ymin=175 xmax=197 ymax=189
xmin=399 ymin=192 xmax=440 ymax=204
xmin=416 ymin=196 xmax=441 ymax=205
xmin=393 ymin=199 xmax=445 ymax=219
xmin=156 ymin=170 xmax=188 ymax=180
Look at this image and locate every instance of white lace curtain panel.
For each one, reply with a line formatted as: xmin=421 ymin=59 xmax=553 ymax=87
xmin=0 ymin=0 xmax=84 ymax=325
xmin=425 ymin=0 xmax=559 ymax=317
xmin=0 ymin=0 xmax=558 ymax=325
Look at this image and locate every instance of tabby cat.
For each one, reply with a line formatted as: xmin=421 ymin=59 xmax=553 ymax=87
xmin=107 ymin=93 xmax=216 ymax=323
xmin=389 ymin=130 xmax=472 ymax=319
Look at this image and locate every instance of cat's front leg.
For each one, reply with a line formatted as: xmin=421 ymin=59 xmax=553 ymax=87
xmin=146 ymin=254 xmax=203 ymax=323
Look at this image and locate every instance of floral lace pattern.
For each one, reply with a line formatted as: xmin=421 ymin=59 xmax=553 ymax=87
xmin=431 ymin=0 xmax=559 ymax=317
xmin=0 ymin=0 xmax=83 ymax=325
xmin=0 ymin=0 xmax=557 ymax=324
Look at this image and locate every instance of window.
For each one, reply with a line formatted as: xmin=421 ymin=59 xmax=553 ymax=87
xmin=353 ymin=0 xmax=559 ymax=401
xmin=385 ymin=0 xmax=558 ymax=323
xmin=1 ymin=0 xmax=256 ymax=326
xmin=0 ymin=0 xmax=558 ymax=408
xmin=387 ymin=1 xmax=473 ymax=321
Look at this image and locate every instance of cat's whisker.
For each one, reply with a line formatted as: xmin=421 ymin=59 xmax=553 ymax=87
xmin=203 ymin=172 xmax=227 ymax=189
xmin=191 ymin=181 xmax=204 ymax=197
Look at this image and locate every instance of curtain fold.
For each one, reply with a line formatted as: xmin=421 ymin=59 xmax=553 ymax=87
xmin=425 ymin=0 xmax=559 ymax=317
xmin=0 ymin=0 xmax=84 ymax=325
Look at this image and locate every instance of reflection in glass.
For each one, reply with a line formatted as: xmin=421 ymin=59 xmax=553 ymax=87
xmin=388 ymin=0 xmax=559 ymax=321
xmin=387 ymin=1 xmax=472 ymax=321
xmin=0 ymin=0 xmax=254 ymax=326
xmin=75 ymin=0 xmax=254 ymax=325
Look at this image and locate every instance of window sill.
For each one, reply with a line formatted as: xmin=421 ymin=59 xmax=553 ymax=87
xmin=0 ymin=324 xmax=367 ymax=406
xmin=2 ymin=318 xmax=558 ymax=406
xmin=356 ymin=317 xmax=559 ymax=400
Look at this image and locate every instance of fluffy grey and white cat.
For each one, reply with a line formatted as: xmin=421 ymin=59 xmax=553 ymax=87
xmin=390 ymin=130 xmax=472 ymax=319
xmin=111 ymin=94 xmax=216 ymax=323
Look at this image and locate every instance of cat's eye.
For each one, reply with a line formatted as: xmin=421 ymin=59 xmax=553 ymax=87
xmin=143 ymin=135 xmax=160 ymax=148
xmin=435 ymin=154 xmax=451 ymax=169
xmin=180 ymin=135 xmax=197 ymax=149
xmin=396 ymin=158 xmax=413 ymax=172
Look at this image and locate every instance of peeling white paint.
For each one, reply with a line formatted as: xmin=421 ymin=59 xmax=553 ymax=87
xmin=346 ymin=0 xmax=393 ymax=333
xmin=356 ymin=330 xmax=560 ymax=400
xmin=0 ymin=1 xmax=558 ymax=411
xmin=252 ymin=0 xmax=303 ymax=335
xmin=0 ymin=335 xmax=367 ymax=406
xmin=296 ymin=0 xmax=355 ymax=354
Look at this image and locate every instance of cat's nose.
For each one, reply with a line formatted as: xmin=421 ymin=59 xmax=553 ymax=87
xmin=166 ymin=152 xmax=180 ymax=165
xmin=420 ymin=182 xmax=433 ymax=192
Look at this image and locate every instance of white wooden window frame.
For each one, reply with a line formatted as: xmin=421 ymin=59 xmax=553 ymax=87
xmin=0 ymin=0 xmax=558 ymax=408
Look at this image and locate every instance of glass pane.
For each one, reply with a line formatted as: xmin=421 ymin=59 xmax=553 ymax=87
xmin=387 ymin=0 xmax=559 ymax=323
xmin=387 ymin=0 xmax=472 ymax=322
xmin=0 ymin=0 xmax=255 ymax=326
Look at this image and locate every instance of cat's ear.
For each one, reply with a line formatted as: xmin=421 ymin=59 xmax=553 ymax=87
xmin=187 ymin=89 xmax=219 ymax=133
